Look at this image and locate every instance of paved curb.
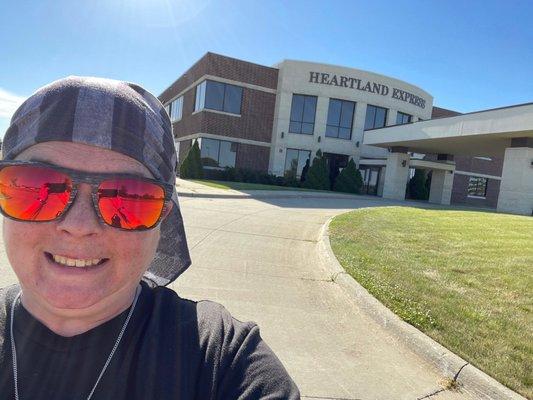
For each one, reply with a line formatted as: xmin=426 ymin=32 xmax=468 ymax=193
xmin=318 ymin=214 xmax=526 ymax=400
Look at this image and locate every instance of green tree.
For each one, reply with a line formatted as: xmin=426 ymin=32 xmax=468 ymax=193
xmin=333 ymin=158 xmax=363 ymax=194
xmin=303 ymin=149 xmax=330 ymax=190
xmin=179 ymin=140 xmax=203 ymax=179
xmin=408 ymin=169 xmax=429 ymax=200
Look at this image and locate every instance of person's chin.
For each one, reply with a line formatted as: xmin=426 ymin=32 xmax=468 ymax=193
xmin=36 ymin=253 xmax=115 ymax=310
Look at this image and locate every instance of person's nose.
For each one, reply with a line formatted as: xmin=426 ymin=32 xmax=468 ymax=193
xmin=56 ymin=184 xmax=103 ymax=237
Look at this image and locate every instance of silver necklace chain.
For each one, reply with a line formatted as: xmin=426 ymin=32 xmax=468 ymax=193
xmin=10 ymin=285 xmax=141 ymax=400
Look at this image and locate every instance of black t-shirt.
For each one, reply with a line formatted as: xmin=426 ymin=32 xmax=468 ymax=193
xmin=0 ymin=283 xmax=300 ymax=399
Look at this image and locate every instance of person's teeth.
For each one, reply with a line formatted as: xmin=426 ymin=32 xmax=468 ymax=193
xmin=52 ymin=254 xmax=102 ymax=268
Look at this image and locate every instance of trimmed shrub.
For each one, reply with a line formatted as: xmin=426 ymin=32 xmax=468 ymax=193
xmin=179 ymin=140 xmax=203 ymax=179
xmin=333 ymin=159 xmax=363 ymax=194
xmin=303 ymin=149 xmax=330 ymax=190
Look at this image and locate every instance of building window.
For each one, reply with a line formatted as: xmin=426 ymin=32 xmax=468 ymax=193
xmin=195 ymin=80 xmax=243 ymax=114
xmin=467 ymin=176 xmax=488 ymax=198
xmin=167 ymin=96 xmax=183 ymax=122
xmin=200 ymin=138 xmax=237 ymax=168
xmin=396 ymin=111 xmax=412 ymax=125
xmin=325 ymin=99 xmax=355 ymax=140
xmin=284 ymin=148 xmax=311 ymax=179
xmin=364 ymin=105 xmax=388 ymax=130
xmin=289 ymin=94 xmax=317 ymax=135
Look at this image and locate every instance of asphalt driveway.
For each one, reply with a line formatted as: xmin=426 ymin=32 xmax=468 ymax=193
xmin=169 ymin=181 xmax=479 ymax=400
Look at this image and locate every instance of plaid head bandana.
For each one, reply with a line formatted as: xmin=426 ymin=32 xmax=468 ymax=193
xmin=2 ymin=76 xmax=191 ymax=287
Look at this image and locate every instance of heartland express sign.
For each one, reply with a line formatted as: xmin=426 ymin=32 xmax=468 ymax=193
xmin=308 ymin=71 xmax=426 ymax=109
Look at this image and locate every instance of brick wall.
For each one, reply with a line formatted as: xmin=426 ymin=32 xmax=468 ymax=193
xmin=454 ymin=155 xmax=503 ymax=176
xmin=451 ymin=174 xmax=500 ymax=208
xmin=160 ymin=52 xmax=278 ymax=145
xmin=160 ymin=52 xmax=278 ymax=103
xmin=235 ymin=143 xmax=270 ymax=172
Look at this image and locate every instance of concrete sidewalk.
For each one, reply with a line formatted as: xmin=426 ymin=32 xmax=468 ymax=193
xmin=172 ymin=180 xmax=495 ymax=399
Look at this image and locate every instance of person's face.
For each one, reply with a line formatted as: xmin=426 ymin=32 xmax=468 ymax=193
xmin=3 ymin=141 xmax=164 ymax=310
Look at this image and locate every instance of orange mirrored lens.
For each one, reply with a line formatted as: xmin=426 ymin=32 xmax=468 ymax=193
xmin=0 ymin=165 xmax=72 ymax=221
xmin=98 ymin=179 xmax=165 ymax=230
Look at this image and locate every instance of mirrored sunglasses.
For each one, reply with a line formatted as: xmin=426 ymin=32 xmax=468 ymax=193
xmin=0 ymin=161 xmax=174 ymax=231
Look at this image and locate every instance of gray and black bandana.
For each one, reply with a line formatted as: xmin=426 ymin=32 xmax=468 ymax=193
xmin=2 ymin=76 xmax=191 ymax=287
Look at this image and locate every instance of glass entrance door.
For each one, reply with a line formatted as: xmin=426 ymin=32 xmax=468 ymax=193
xmin=361 ymin=166 xmax=381 ymax=195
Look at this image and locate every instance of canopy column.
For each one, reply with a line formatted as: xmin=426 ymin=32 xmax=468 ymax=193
xmin=428 ymin=154 xmax=455 ymax=205
xmin=497 ymin=138 xmax=533 ymax=215
xmin=382 ymin=147 xmax=410 ymax=201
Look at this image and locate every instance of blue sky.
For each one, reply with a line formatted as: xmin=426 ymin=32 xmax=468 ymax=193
xmin=1 ymin=0 xmax=532 ymax=137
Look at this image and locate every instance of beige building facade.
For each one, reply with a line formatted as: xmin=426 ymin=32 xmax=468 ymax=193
xmin=161 ymin=53 xmax=532 ymax=215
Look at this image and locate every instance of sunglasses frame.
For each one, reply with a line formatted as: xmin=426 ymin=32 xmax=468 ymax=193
xmin=0 ymin=160 xmax=174 ymax=231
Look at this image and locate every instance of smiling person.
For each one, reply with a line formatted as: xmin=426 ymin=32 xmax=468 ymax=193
xmin=0 ymin=76 xmax=300 ymax=400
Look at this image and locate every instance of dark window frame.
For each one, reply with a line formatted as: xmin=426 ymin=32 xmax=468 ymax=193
xmin=364 ymin=104 xmax=388 ymax=130
xmin=200 ymin=138 xmax=238 ymax=169
xmin=467 ymin=176 xmax=488 ymax=198
xmin=169 ymin=96 xmax=183 ymax=122
xmin=396 ymin=111 xmax=412 ymax=125
xmin=289 ymin=94 xmax=317 ymax=135
xmin=325 ymin=98 xmax=356 ymax=140
xmin=284 ymin=148 xmax=312 ymax=178
xmin=195 ymin=80 xmax=243 ymax=115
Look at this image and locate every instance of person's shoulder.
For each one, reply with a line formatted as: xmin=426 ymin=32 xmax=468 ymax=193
xmin=149 ymin=284 xmax=255 ymax=334
xmin=145 ymin=285 xmax=301 ymax=398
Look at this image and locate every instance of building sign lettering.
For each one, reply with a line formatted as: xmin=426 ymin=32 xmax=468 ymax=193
xmin=308 ymin=71 xmax=426 ymax=109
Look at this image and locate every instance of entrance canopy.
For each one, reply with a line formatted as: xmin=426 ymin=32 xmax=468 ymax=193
xmin=363 ymin=103 xmax=533 ymax=157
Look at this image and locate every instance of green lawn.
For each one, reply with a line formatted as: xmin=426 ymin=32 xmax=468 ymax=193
xmin=190 ymin=179 xmax=326 ymax=192
xmin=329 ymin=207 xmax=533 ymax=398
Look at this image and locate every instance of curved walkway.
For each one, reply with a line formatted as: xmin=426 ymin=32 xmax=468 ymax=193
xmin=172 ymin=180 xmax=488 ymax=399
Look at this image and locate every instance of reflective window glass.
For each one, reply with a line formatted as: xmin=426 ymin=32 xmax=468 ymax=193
xmin=284 ymin=149 xmax=299 ymax=177
xmin=289 ymin=121 xmax=301 ymax=134
xmin=339 ymin=127 xmax=351 ymax=139
xmin=326 ymin=98 xmax=355 ymax=139
xmin=467 ymin=176 xmax=488 ymax=197
xmin=302 ymin=96 xmax=317 ymax=123
xmin=200 ymin=138 xmax=220 ymax=167
xmin=170 ymin=96 xmax=183 ymax=122
xmin=301 ymin=122 xmax=314 ymax=135
xmin=327 ymin=99 xmax=342 ymax=126
xmin=290 ymin=95 xmax=304 ymax=122
xmin=195 ymin=81 xmax=206 ymax=111
xmin=284 ymin=148 xmax=311 ymax=178
xmin=289 ymin=94 xmax=316 ymax=134
xmin=297 ymin=150 xmax=311 ymax=175
xmin=364 ymin=106 xmax=376 ymax=130
xmin=340 ymin=101 xmax=354 ymax=128
xmin=219 ymin=140 xmax=237 ymax=168
xmin=325 ymin=125 xmax=339 ymax=138
xmin=396 ymin=112 xmax=412 ymax=125
xmin=224 ymin=85 xmax=243 ymax=114
xmin=365 ymin=105 xmax=388 ymax=129
xmin=200 ymin=138 xmax=237 ymax=168
xmin=205 ymin=81 xmax=225 ymax=110
xmin=375 ymin=107 xmax=387 ymax=128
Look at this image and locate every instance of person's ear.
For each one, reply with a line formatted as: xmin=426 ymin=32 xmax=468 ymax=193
xmin=161 ymin=201 xmax=173 ymax=220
